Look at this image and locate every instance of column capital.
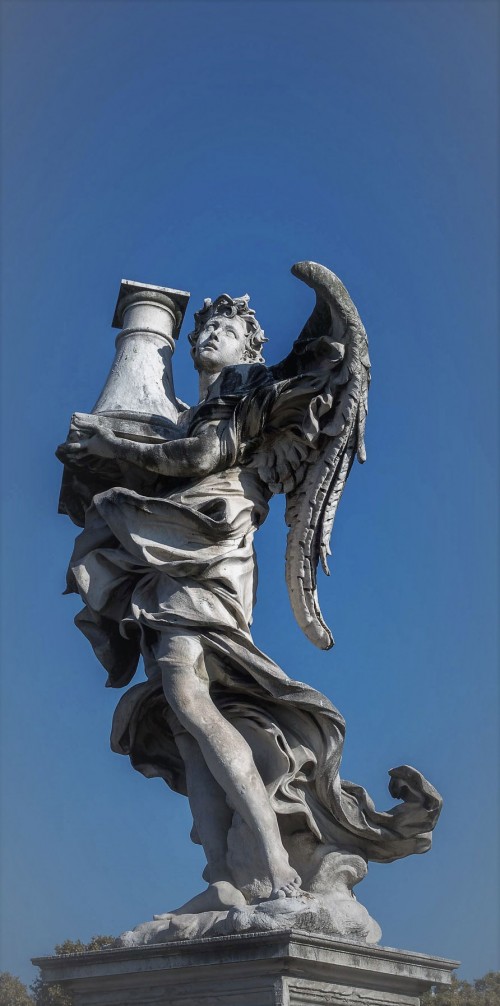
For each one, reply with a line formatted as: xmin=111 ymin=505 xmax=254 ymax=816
xmin=112 ymin=279 xmax=190 ymax=334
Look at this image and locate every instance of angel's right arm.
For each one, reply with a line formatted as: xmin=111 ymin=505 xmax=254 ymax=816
xmin=112 ymin=425 xmax=223 ymax=476
xmin=57 ymin=419 xmax=224 ymax=479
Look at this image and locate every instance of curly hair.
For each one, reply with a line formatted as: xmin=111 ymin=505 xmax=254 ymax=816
xmin=188 ymin=294 xmax=267 ymax=363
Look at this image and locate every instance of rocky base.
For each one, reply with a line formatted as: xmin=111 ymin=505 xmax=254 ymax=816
xmin=117 ymin=843 xmax=384 ymax=947
xmin=117 ymin=889 xmax=381 ymax=947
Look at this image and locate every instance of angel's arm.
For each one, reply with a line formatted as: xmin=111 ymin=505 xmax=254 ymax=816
xmin=57 ymin=413 xmax=223 ymax=478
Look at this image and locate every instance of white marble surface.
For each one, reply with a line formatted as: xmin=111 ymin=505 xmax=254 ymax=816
xmin=57 ymin=264 xmax=442 ymax=949
xmin=33 ymin=931 xmax=459 ymax=1006
xmin=93 ymin=281 xmax=189 ymax=420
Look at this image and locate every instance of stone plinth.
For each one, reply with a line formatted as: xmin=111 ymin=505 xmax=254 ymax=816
xmin=32 ymin=930 xmax=458 ymax=1006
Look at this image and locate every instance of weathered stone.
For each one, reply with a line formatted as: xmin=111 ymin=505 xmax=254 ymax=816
xmin=118 ymin=890 xmax=381 ymax=948
xmin=94 ymin=279 xmax=190 ymax=420
xmin=33 ymin=931 xmax=459 ymax=1006
xmin=56 ymin=264 xmax=443 ymax=947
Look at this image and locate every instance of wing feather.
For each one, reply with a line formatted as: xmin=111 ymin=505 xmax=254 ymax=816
xmin=241 ymin=262 xmax=369 ymax=649
xmin=273 ymin=262 xmax=370 ymax=650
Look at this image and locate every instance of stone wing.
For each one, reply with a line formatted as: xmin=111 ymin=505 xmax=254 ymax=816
xmin=255 ymin=262 xmax=371 ymax=649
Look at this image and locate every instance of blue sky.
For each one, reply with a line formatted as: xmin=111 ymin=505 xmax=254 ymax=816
xmin=1 ymin=0 xmax=498 ymax=988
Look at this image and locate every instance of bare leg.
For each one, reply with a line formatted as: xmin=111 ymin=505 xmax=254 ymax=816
xmin=154 ymin=731 xmax=246 ymax=917
xmin=157 ymin=633 xmax=301 ymax=899
xmin=177 ymin=730 xmax=233 ymax=884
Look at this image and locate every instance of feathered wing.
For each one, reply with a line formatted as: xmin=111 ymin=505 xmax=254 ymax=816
xmin=253 ymin=262 xmax=370 ymax=650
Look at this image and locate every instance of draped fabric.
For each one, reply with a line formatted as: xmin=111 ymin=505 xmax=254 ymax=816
xmin=66 ymin=368 xmax=441 ymax=866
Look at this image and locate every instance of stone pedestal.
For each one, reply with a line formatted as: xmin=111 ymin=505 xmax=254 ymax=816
xmin=33 ymin=930 xmax=458 ymax=1006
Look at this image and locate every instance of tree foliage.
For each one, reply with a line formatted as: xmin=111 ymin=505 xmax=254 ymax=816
xmin=0 ymin=972 xmax=32 ymax=1006
xmin=29 ymin=979 xmax=72 ymax=1006
xmin=53 ymin=936 xmax=113 ymax=956
xmin=0 ymin=936 xmax=114 ymax=1006
xmin=421 ymin=973 xmax=500 ymax=1006
xmin=30 ymin=936 xmax=114 ymax=1005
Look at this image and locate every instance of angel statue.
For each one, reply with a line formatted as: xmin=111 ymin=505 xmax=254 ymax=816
xmin=57 ymin=262 xmax=441 ymax=946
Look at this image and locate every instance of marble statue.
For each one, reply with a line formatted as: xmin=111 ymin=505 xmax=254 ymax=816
xmin=57 ymin=262 xmax=442 ymax=946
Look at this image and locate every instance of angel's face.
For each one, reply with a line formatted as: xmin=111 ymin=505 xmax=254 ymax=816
xmin=193 ymin=315 xmax=248 ymax=374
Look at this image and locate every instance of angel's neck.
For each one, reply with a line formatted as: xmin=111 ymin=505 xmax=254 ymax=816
xmin=198 ymin=370 xmax=221 ymax=402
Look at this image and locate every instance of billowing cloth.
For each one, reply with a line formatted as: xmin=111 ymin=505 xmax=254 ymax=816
xmin=68 ymin=452 xmax=441 ymax=865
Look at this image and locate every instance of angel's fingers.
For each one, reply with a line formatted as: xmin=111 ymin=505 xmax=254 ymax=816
xmin=56 ymin=441 xmax=86 ymax=464
xmin=72 ymin=416 xmax=99 ymax=432
xmin=64 ymin=438 xmax=92 ymax=453
xmin=73 ymin=411 xmax=98 ymax=421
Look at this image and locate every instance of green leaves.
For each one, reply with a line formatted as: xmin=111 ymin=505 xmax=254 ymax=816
xmin=421 ymin=973 xmax=500 ymax=1006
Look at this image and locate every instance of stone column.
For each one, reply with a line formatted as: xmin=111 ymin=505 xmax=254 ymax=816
xmin=58 ymin=279 xmax=190 ymax=526
xmin=92 ymin=279 xmax=190 ymax=423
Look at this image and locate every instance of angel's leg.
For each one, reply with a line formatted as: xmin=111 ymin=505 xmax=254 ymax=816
xmin=176 ymin=729 xmax=234 ymax=884
xmin=157 ymin=632 xmax=302 ymax=900
xmin=155 ymin=728 xmax=246 ymax=917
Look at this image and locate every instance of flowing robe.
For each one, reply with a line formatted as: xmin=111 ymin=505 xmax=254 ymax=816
xmin=66 ymin=365 xmax=441 ymax=865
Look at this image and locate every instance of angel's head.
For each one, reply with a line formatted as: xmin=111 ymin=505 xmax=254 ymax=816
xmin=189 ymin=294 xmax=267 ymax=374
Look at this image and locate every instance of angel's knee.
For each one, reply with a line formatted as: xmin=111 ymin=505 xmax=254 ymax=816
xmin=167 ymin=673 xmax=213 ymax=733
xmin=156 ymin=632 xmax=205 ymax=674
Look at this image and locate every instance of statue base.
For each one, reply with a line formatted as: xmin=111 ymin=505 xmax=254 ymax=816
xmin=33 ymin=930 xmax=458 ymax=1005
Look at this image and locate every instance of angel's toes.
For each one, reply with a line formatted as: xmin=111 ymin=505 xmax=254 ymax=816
xmin=287 ymin=873 xmax=302 ymax=893
xmin=153 ymin=913 xmax=173 ymax=921
xmin=284 ymin=882 xmax=301 ymax=897
xmin=270 ymin=877 xmax=303 ymax=900
xmin=270 ymin=887 xmax=287 ymax=900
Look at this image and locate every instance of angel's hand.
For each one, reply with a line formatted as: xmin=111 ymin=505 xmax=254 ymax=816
xmin=56 ymin=428 xmax=117 ymax=464
xmin=71 ymin=412 xmax=109 ymax=436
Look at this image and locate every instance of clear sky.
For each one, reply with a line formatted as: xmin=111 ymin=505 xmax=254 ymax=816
xmin=1 ymin=0 xmax=498 ymax=989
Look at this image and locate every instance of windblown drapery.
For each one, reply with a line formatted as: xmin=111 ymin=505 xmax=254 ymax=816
xmin=66 ymin=371 xmax=441 ymax=866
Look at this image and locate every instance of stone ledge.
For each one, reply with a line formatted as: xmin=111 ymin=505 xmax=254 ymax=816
xmin=33 ymin=929 xmax=459 ymax=1006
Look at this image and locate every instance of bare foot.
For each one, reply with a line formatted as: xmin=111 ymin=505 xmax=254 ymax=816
xmin=153 ymin=880 xmax=246 ymax=920
xmin=270 ymin=871 xmax=303 ymax=900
